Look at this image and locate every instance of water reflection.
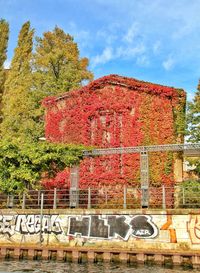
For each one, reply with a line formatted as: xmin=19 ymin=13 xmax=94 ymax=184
xmin=0 ymin=261 xmax=197 ymax=273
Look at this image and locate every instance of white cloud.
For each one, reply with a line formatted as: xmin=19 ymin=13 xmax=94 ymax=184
xmin=91 ymin=43 xmax=146 ymax=68
xmin=123 ymin=23 xmax=139 ymax=43
xmin=162 ymin=56 xmax=175 ymax=71
xmin=3 ymin=60 xmax=11 ymax=69
xmin=137 ymin=55 xmax=149 ymax=67
xmin=96 ymin=30 xmax=118 ymax=45
xmin=116 ymin=43 xmax=145 ymax=59
xmin=91 ymin=47 xmax=114 ymax=67
xmin=66 ymin=21 xmax=91 ymax=49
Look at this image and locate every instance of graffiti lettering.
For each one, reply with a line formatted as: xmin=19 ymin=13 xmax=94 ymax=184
xmin=108 ymin=216 xmax=130 ymax=240
xmin=68 ymin=216 xmax=90 ymax=237
xmin=68 ymin=215 xmax=158 ymax=241
xmin=15 ymin=215 xmax=62 ymax=235
xmin=0 ymin=215 xmax=15 ymax=237
xmin=187 ymin=215 xmax=200 ymax=244
xmin=131 ymin=215 xmax=157 ymax=238
xmin=0 ymin=214 xmax=62 ymax=237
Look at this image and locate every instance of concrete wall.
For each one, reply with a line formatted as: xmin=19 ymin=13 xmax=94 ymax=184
xmin=0 ymin=209 xmax=199 ymax=252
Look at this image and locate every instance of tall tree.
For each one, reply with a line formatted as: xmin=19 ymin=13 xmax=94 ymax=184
xmin=33 ymin=26 xmax=93 ymax=98
xmin=0 ymin=19 xmax=9 ymax=118
xmin=187 ymin=82 xmax=200 ymax=143
xmin=1 ymin=21 xmax=35 ymax=141
xmin=187 ymin=81 xmax=200 ymax=175
xmin=28 ymin=26 xmax=93 ymax=140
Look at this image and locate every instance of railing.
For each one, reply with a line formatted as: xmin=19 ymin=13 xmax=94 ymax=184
xmin=1 ymin=184 xmax=200 ymax=210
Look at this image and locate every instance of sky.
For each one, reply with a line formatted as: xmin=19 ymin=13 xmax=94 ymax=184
xmin=1 ymin=0 xmax=200 ymax=101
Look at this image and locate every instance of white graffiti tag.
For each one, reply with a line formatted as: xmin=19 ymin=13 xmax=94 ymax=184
xmin=0 ymin=215 xmax=15 ymax=237
xmin=15 ymin=215 xmax=62 ymax=234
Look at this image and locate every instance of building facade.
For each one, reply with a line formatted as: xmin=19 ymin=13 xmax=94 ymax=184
xmin=43 ymin=74 xmax=186 ymax=189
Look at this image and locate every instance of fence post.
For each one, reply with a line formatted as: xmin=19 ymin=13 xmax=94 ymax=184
xmin=53 ymin=188 xmax=57 ymax=209
xmin=69 ymin=166 xmax=79 ymax=208
xmin=140 ymin=151 xmax=149 ymax=208
xmin=88 ymin=187 xmax=91 ymax=209
xmin=22 ymin=192 xmax=26 ymax=209
xmin=182 ymin=187 xmax=185 ymax=206
xmin=40 ymin=193 xmax=44 ymax=244
xmin=7 ymin=194 xmax=14 ymax=208
xmin=105 ymin=189 xmax=108 ymax=205
xmin=37 ymin=190 xmax=41 ymax=208
xmin=123 ymin=185 xmax=127 ymax=209
xmin=162 ymin=185 xmax=166 ymax=209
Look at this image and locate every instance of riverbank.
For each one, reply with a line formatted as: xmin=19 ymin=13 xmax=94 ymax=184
xmin=0 ymin=208 xmax=199 ymax=268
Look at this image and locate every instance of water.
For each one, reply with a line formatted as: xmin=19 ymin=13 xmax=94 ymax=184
xmin=0 ymin=261 xmax=198 ymax=273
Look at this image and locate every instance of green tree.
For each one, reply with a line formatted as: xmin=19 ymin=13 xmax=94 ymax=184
xmin=29 ymin=26 xmax=93 ymax=140
xmin=0 ymin=139 xmax=85 ymax=194
xmin=0 ymin=19 xmax=9 ymax=118
xmin=186 ymin=81 xmax=200 ymax=176
xmin=187 ymin=82 xmax=200 ymax=143
xmin=33 ymin=26 xmax=93 ymax=98
xmin=1 ymin=21 xmax=35 ymax=141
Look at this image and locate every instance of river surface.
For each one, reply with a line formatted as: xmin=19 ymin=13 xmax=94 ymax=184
xmin=0 ymin=261 xmax=199 ymax=273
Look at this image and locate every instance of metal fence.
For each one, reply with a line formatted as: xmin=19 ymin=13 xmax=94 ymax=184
xmin=1 ymin=184 xmax=200 ymax=210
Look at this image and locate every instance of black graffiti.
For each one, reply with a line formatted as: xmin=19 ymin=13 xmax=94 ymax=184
xmin=108 ymin=216 xmax=130 ymax=240
xmin=68 ymin=215 xmax=158 ymax=241
xmin=68 ymin=216 xmax=109 ymax=238
xmin=90 ymin=216 xmax=109 ymax=238
xmin=68 ymin=217 xmax=90 ymax=237
xmin=130 ymin=215 xmax=156 ymax=238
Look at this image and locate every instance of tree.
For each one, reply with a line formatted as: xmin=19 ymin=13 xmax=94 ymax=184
xmin=1 ymin=25 xmax=93 ymax=142
xmin=187 ymin=81 xmax=200 ymax=176
xmin=1 ymin=21 xmax=36 ymax=141
xmin=29 ymin=26 xmax=93 ymax=140
xmin=0 ymin=139 xmax=85 ymax=194
xmin=0 ymin=19 xmax=9 ymax=119
xmin=33 ymin=26 xmax=93 ymax=98
xmin=187 ymin=81 xmax=200 ymax=143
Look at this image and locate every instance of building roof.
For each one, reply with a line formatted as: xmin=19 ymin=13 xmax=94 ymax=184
xmin=42 ymin=74 xmax=186 ymax=107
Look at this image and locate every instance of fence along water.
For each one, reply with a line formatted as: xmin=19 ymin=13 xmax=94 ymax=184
xmin=2 ymin=184 xmax=200 ymax=209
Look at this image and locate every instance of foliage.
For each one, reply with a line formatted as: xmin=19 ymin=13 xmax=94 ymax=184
xmin=173 ymin=89 xmax=186 ymax=138
xmin=29 ymin=27 xmax=93 ymax=141
xmin=43 ymin=74 xmax=186 ymax=188
xmin=180 ymin=179 xmax=200 ymax=208
xmin=30 ymin=27 xmax=93 ymax=139
xmin=33 ymin=26 xmax=93 ymax=98
xmin=186 ymin=81 xmax=200 ymax=176
xmin=187 ymin=81 xmax=200 ymax=143
xmin=1 ymin=21 xmax=36 ymax=141
xmin=1 ymin=24 xmax=93 ymax=142
xmin=0 ymin=139 xmax=85 ymax=194
xmin=0 ymin=19 xmax=9 ymax=117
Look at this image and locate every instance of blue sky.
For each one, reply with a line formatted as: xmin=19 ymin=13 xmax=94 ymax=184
xmin=1 ymin=0 xmax=200 ymax=100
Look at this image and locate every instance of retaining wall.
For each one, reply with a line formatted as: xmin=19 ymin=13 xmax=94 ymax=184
xmin=0 ymin=209 xmax=200 ymax=267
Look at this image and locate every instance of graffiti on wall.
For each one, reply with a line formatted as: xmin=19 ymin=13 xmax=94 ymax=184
xmin=0 ymin=214 xmax=62 ymax=237
xmin=0 ymin=214 xmax=159 ymax=241
xmin=0 ymin=213 xmax=200 ymax=247
xmin=68 ymin=215 xmax=159 ymax=241
xmin=187 ymin=215 xmax=200 ymax=244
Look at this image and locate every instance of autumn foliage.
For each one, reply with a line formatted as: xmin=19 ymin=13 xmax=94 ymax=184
xmin=43 ymin=74 xmax=186 ymax=188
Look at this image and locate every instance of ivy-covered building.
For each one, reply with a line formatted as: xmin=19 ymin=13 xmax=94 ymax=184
xmin=43 ymin=74 xmax=186 ymax=188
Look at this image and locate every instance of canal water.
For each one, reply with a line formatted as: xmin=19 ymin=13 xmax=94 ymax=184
xmin=0 ymin=261 xmax=198 ymax=273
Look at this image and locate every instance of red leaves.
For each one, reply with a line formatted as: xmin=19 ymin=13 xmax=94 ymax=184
xmin=43 ymin=75 xmax=186 ymax=189
xmin=42 ymin=169 xmax=70 ymax=189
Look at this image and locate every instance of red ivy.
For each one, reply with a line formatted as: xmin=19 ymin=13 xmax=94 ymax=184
xmin=42 ymin=74 xmax=186 ymax=189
